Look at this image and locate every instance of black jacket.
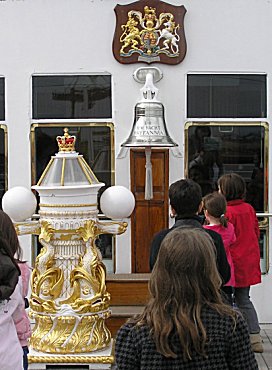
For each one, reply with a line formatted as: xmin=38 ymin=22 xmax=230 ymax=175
xmin=115 ymin=307 xmax=258 ymax=370
xmin=149 ymin=215 xmax=231 ymax=285
xmin=0 ymin=247 xmax=20 ymax=300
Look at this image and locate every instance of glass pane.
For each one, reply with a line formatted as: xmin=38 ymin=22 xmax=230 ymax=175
xmin=40 ymin=156 xmax=99 ymax=187
xmin=64 ymin=159 xmax=91 ymax=186
xmin=41 ymin=158 xmax=63 ymax=186
xmin=187 ymin=74 xmax=266 ymax=118
xmin=0 ymin=78 xmax=5 ymax=121
xmin=187 ymin=124 xmax=266 ymax=212
xmin=32 ymin=75 xmax=112 ymax=119
xmin=0 ymin=128 xmax=5 ymax=204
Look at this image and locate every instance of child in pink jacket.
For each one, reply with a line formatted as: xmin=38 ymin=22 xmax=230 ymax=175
xmin=15 ymin=262 xmax=32 ymax=370
xmin=0 ymin=210 xmax=32 ymax=370
xmin=203 ymin=192 xmax=236 ymax=305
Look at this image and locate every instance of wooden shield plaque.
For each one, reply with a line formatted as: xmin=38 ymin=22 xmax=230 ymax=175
xmin=113 ymin=0 xmax=187 ymax=65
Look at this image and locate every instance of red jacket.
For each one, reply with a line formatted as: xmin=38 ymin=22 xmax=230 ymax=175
xmin=226 ymin=199 xmax=261 ymax=287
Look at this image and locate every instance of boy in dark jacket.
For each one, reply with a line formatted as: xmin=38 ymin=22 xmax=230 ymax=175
xmin=150 ymin=179 xmax=230 ymax=286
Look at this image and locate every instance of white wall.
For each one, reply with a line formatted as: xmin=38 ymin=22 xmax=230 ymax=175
xmin=0 ymin=0 xmax=272 ymax=321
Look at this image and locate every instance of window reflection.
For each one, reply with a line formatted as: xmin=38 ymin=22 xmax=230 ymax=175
xmin=187 ymin=124 xmax=267 ymax=212
xmin=187 ymin=74 xmax=267 ymax=118
xmin=32 ymin=75 xmax=112 ymax=119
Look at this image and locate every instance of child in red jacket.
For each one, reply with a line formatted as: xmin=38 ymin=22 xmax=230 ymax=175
xmin=218 ymin=173 xmax=262 ymax=353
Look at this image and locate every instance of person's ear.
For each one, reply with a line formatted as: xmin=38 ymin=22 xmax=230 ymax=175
xmin=170 ymin=206 xmax=176 ymax=218
xmin=198 ymin=200 xmax=204 ymax=214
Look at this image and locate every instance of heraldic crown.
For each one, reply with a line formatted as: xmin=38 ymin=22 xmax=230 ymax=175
xmin=57 ymin=127 xmax=76 ymax=152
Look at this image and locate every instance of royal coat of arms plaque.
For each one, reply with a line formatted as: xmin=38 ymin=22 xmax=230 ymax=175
xmin=113 ymin=0 xmax=187 ymax=65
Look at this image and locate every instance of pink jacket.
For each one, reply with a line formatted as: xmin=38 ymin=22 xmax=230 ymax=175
xmin=15 ymin=262 xmax=32 ymax=347
xmin=204 ymin=223 xmax=236 ymax=287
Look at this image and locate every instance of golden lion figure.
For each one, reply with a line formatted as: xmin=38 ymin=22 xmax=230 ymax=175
xmin=120 ymin=16 xmax=142 ymax=54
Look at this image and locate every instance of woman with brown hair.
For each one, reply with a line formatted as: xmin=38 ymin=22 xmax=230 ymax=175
xmin=115 ymin=228 xmax=257 ymax=369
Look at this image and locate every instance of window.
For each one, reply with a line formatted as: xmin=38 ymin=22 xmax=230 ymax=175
xmin=32 ymin=75 xmax=112 ymax=119
xmin=187 ymin=74 xmax=266 ymax=118
xmin=185 ymin=122 xmax=269 ymax=273
xmin=185 ymin=123 xmax=267 ymax=212
xmin=31 ymin=74 xmax=114 ymax=271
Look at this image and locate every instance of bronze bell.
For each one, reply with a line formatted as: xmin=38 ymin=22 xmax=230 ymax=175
xmin=121 ymin=101 xmax=178 ymax=147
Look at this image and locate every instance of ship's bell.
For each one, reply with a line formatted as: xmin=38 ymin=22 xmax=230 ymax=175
xmin=121 ymin=100 xmax=178 ymax=148
xmin=121 ymin=67 xmax=178 ymax=200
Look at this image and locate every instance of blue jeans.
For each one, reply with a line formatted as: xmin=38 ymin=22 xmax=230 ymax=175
xmin=23 ymin=346 xmax=29 ymax=370
xmin=234 ymin=287 xmax=260 ymax=334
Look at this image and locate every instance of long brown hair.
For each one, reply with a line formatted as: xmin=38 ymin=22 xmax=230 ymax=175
xmin=0 ymin=210 xmax=23 ymax=261
xmin=136 ymin=228 xmax=236 ymax=360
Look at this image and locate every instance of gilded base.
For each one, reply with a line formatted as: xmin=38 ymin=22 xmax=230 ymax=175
xmin=30 ymin=311 xmax=111 ymax=353
xmin=28 ymin=340 xmax=115 ymax=370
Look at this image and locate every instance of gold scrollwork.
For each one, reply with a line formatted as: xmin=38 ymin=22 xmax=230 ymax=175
xmin=29 ymin=312 xmax=111 ymax=353
xmin=39 ymin=220 xmax=55 ymax=242
xmin=29 ymin=217 xmax=125 ymax=353
xmin=60 ymin=236 xmax=110 ymax=313
xmin=77 ymin=219 xmax=100 ymax=241
xmin=77 ymin=219 xmax=128 ymax=241
xmin=35 ymin=267 xmax=64 ymax=299
xmin=259 ymin=217 xmax=269 ymax=229
xmin=29 ymin=294 xmax=57 ymax=314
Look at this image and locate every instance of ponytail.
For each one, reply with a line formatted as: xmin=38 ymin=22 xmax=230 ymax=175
xmin=219 ymin=214 xmax=228 ymax=228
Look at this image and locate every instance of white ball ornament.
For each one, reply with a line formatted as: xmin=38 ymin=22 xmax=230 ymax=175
xmin=2 ymin=186 xmax=37 ymax=222
xmin=100 ymin=185 xmax=135 ymax=219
